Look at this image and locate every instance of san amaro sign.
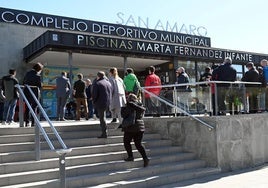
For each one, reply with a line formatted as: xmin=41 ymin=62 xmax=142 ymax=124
xmin=116 ymin=12 xmax=208 ymax=37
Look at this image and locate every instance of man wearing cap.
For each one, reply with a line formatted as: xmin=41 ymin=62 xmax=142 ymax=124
xmin=212 ymin=57 xmax=237 ymax=115
xmin=241 ymin=62 xmax=259 ymax=113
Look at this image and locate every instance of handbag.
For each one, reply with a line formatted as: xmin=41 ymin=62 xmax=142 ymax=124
xmin=121 ymin=110 xmax=136 ymax=128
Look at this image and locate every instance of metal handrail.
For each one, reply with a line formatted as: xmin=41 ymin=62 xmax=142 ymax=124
xmin=141 ymin=81 xmax=262 ymax=131
xmin=141 ymin=87 xmax=214 ymax=130
xmin=25 ymin=85 xmax=68 ymax=150
xmin=15 ymin=84 xmax=71 ymax=188
xmin=142 ymin=80 xmax=262 ymax=89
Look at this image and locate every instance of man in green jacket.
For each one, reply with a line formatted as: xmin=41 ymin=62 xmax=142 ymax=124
xmin=123 ymin=68 xmax=140 ymax=97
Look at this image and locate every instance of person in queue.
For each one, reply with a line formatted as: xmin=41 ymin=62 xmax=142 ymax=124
xmin=23 ymin=62 xmax=44 ymax=127
xmin=109 ymin=67 xmax=126 ymax=124
xmin=123 ymin=68 xmax=141 ymax=99
xmin=212 ymin=57 xmax=236 ymax=115
xmin=241 ymin=62 xmax=259 ymax=113
xmin=56 ymin=71 xmax=71 ymax=121
xmin=175 ymin=67 xmax=191 ymax=112
xmin=2 ymin=69 xmax=19 ymax=125
xmin=144 ymin=66 xmax=162 ymax=117
xmin=92 ymin=71 xmax=112 ymax=138
xmin=73 ymin=73 xmax=88 ymax=121
xmin=85 ymin=78 xmax=94 ymax=119
xmin=260 ymin=59 xmax=268 ymax=111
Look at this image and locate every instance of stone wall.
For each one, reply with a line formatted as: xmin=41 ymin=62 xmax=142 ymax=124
xmin=0 ymin=23 xmax=47 ymax=80
xmin=144 ymin=113 xmax=268 ymax=171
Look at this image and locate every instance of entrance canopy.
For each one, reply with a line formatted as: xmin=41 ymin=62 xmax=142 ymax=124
xmin=23 ymin=31 xmax=171 ymax=71
xmin=24 ymin=30 xmax=268 ymax=70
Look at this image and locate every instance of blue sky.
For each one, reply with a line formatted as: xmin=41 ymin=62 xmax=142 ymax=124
xmin=1 ymin=0 xmax=268 ymax=54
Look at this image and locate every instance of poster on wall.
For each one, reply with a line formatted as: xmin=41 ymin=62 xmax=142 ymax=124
xmin=42 ymin=89 xmax=57 ymax=118
xmin=42 ymin=66 xmax=79 ymax=118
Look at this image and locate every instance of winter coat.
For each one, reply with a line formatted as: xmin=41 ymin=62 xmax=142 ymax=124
xmin=241 ymin=68 xmax=259 ymax=87
xmin=2 ymin=74 xmax=19 ymax=100
xmin=92 ymin=77 xmax=112 ymax=110
xmin=144 ymin=73 xmax=162 ymax=98
xmin=73 ymin=79 xmax=86 ymax=98
xmin=109 ymin=77 xmax=126 ymax=110
xmin=176 ymin=72 xmax=190 ymax=91
xmin=123 ymin=73 xmax=139 ymax=93
xmin=121 ymin=101 xmax=146 ymax=132
xmin=212 ymin=63 xmax=237 ymax=86
xmin=23 ymin=69 xmax=42 ymax=101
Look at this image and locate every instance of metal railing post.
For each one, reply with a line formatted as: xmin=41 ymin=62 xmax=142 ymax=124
xmin=214 ymin=83 xmax=218 ymax=116
xmin=173 ymin=87 xmax=177 ymax=117
xmin=59 ymin=154 xmax=66 ymax=188
xmin=35 ymin=125 xmax=40 ymax=161
xmin=57 ymin=149 xmax=72 ymax=188
xmin=19 ymin=94 xmax=24 ymax=127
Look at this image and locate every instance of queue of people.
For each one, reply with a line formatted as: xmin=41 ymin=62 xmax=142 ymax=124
xmin=0 ymin=64 xmax=150 ymax=167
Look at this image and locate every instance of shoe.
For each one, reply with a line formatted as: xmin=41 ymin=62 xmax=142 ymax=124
xmin=98 ymin=135 xmax=107 ymax=138
xmin=124 ymin=157 xmax=134 ymax=161
xmin=60 ymin=118 xmax=66 ymax=121
xmin=117 ymin=124 xmax=122 ymax=129
xmin=2 ymin=121 xmax=6 ymax=125
xmin=110 ymin=118 xmax=117 ymax=123
xmin=143 ymin=158 xmax=150 ymax=167
xmin=8 ymin=121 xmax=14 ymax=125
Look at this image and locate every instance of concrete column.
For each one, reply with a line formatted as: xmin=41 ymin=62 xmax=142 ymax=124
xmin=123 ymin=56 xmax=128 ymax=73
xmin=68 ymin=51 xmax=73 ymax=100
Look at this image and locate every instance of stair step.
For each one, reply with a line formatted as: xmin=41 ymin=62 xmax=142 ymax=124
xmin=0 ymin=159 xmax=207 ymax=187
xmin=0 ymin=146 xmax=185 ymax=174
xmin=66 ymin=162 xmax=214 ymax=187
xmin=89 ymin=167 xmax=221 ymax=188
xmin=0 ymin=123 xmax=222 ymax=187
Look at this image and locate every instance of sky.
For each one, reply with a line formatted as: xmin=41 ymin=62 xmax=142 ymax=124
xmin=1 ymin=0 xmax=268 ymax=54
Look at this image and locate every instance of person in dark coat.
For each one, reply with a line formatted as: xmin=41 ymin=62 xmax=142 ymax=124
xmin=241 ymin=62 xmax=259 ymax=113
xmin=121 ymin=93 xmax=149 ymax=167
xmin=73 ymin=73 xmax=88 ymax=120
xmin=212 ymin=57 xmax=237 ymax=115
xmin=56 ymin=71 xmax=71 ymax=121
xmin=85 ymin=79 xmax=94 ymax=119
xmin=92 ymin=71 xmax=112 ymax=138
xmin=23 ymin=62 xmax=43 ymax=127
xmin=2 ymin=69 xmax=19 ymax=125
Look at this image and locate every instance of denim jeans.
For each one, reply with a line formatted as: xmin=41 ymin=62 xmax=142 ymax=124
xmin=3 ymin=98 xmax=17 ymax=122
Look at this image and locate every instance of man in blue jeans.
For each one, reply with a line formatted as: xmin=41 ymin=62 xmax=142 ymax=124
xmin=2 ymin=69 xmax=19 ymax=125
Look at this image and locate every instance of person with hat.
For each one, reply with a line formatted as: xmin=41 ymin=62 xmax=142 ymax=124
xmin=241 ymin=62 xmax=259 ymax=113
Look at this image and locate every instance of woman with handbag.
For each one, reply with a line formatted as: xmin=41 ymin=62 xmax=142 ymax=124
xmin=121 ymin=93 xmax=149 ymax=167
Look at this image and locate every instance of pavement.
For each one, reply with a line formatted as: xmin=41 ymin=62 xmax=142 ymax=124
xmin=169 ymin=164 xmax=268 ymax=188
xmin=1 ymin=119 xmax=268 ymax=187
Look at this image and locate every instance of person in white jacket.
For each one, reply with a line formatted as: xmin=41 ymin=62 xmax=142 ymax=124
xmin=109 ymin=67 xmax=126 ymax=123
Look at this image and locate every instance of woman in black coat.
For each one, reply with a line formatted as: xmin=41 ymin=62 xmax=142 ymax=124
xmin=121 ymin=93 xmax=149 ymax=167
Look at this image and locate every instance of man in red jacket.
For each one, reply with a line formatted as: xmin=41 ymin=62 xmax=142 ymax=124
xmin=144 ymin=66 xmax=162 ymax=117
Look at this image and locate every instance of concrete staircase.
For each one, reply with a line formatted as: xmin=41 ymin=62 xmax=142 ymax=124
xmin=0 ymin=122 xmax=221 ymax=187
